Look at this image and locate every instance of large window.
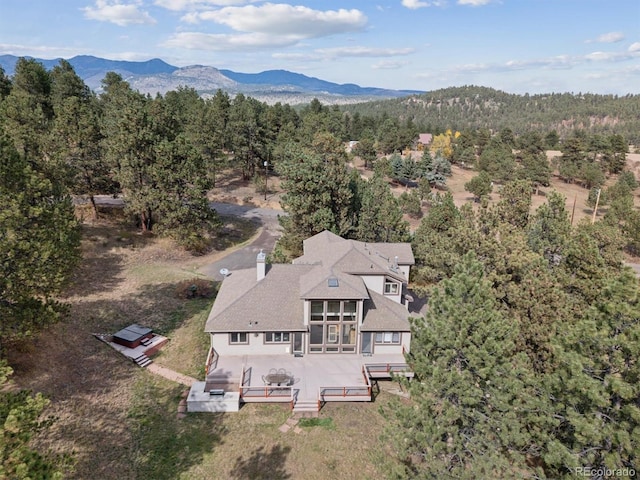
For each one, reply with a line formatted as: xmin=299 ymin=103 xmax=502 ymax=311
xmin=308 ymin=300 xmax=358 ymax=353
xmin=375 ymin=332 xmax=401 ymax=344
xmin=265 ymin=332 xmax=290 ymax=343
xmin=230 ymin=332 xmax=248 ymax=344
xmin=384 ymin=281 xmax=399 ymax=295
xmin=311 ymin=301 xmax=324 ymax=321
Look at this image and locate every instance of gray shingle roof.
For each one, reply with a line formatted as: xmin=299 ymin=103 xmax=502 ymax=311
xmin=293 ymin=231 xmax=414 ymax=282
xmin=361 ymin=291 xmax=412 ymax=331
xmin=205 ymin=264 xmax=314 ymax=333
xmin=206 ymin=231 xmax=415 ymax=334
xmin=299 ymin=267 xmax=369 ymax=299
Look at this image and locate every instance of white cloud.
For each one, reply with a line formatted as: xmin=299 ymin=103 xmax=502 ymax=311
xmin=0 ymin=43 xmax=83 ymax=58
xmin=315 ymin=46 xmax=415 ymax=58
xmin=596 ymin=31 xmax=625 ymax=43
xmin=584 ymin=50 xmax=638 ymax=62
xmin=628 ymin=42 xmax=640 ymax=52
xmin=83 ymin=0 xmax=156 ymax=26
xmin=402 ymin=0 xmax=431 ymax=8
xmin=189 ymin=4 xmax=367 ymax=38
xmin=154 ymin=0 xmax=257 ymax=11
xmin=372 ymin=60 xmax=409 ymax=70
xmin=162 ymin=31 xmax=298 ymax=51
xmin=269 ymin=46 xmax=414 ymax=63
xmin=401 ymin=0 xmax=447 ymax=8
xmin=457 ymin=0 xmax=494 ymax=5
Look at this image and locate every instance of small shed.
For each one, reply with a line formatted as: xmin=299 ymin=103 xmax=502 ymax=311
xmin=112 ymin=324 xmax=153 ymax=349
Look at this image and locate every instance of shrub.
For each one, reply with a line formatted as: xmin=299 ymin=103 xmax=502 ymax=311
xmin=175 ymin=278 xmax=217 ymax=299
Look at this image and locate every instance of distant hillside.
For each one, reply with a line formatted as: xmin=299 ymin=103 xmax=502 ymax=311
xmin=219 ymin=69 xmax=422 ymax=97
xmin=343 ymin=85 xmax=640 ymax=143
xmin=0 ymin=54 xmax=176 ymax=79
xmin=0 ymin=54 xmax=421 ymax=104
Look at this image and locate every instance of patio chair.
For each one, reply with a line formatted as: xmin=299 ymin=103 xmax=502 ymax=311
xmin=268 ymin=368 xmax=278 ymax=375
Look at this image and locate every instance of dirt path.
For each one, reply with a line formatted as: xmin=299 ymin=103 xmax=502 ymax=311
xmin=146 ymin=363 xmax=198 ymax=386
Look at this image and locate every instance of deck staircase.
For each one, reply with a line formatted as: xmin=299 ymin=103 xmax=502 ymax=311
xmin=133 ymin=353 xmax=153 ymax=368
xmin=292 ymin=399 xmax=320 ymax=417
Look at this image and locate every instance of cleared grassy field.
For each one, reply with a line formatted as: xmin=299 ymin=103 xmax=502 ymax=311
xmin=6 ymin=211 xmax=403 ymax=479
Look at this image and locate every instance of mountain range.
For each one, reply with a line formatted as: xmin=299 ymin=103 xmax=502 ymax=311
xmin=0 ymin=54 xmax=423 ymax=105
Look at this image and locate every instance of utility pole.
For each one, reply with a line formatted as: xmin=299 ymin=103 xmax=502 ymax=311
xmin=591 ymin=188 xmax=601 ymax=224
xmin=263 ymin=160 xmax=268 ymax=200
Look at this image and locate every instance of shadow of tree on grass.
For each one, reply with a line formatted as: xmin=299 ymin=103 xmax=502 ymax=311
xmin=7 ymin=277 xmax=222 ymax=480
xmin=230 ymin=444 xmax=292 ymax=480
xmin=128 ymin=376 xmax=225 ymax=480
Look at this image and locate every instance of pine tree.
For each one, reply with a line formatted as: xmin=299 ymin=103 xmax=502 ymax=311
xmin=544 ymin=270 xmax=640 ymax=476
xmin=356 ymin=173 xmax=409 ymax=243
xmin=527 ymin=191 xmax=571 ymax=263
xmin=412 ymin=192 xmax=462 ymax=284
xmin=464 ymin=171 xmax=492 ymax=202
xmin=0 ymin=136 xmax=81 ymax=349
xmin=385 ymin=252 xmax=534 ymax=478
xmin=494 ymin=180 xmax=532 ymax=229
xmin=1 ymin=58 xmax=53 ymax=162
xmin=48 ymin=62 xmax=113 ymax=218
xmin=276 ymin=141 xmax=356 ymax=255
xmin=0 ymin=361 xmax=68 ymax=479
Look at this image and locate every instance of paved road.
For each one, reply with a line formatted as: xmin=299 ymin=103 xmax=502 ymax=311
xmin=627 ymin=262 xmax=640 ymax=277
xmin=199 ymin=202 xmax=284 ymax=281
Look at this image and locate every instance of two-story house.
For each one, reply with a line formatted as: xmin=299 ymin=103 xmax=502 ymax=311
xmin=188 ymin=231 xmax=417 ymax=414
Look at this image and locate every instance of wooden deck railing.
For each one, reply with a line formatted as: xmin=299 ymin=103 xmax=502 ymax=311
xmin=239 ymin=365 xmax=293 ymax=400
xmin=204 ymin=347 xmax=218 ymax=375
xmin=318 ymin=366 xmax=372 ymax=401
xmin=365 ymin=363 xmax=413 ymax=376
xmin=240 ymin=385 xmax=294 ymax=399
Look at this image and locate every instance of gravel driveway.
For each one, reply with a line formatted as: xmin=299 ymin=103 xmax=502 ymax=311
xmin=198 ymin=202 xmax=285 ymax=280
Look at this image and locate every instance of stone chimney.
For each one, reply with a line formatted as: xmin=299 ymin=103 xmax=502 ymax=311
xmin=256 ymin=249 xmax=266 ymax=281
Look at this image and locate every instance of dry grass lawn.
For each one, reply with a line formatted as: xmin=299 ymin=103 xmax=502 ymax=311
xmin=5 ymin=207 xmax=402 ymax=480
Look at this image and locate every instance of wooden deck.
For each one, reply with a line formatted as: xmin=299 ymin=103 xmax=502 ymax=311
xmin=202 ymin=351 xmax=412 ymax=411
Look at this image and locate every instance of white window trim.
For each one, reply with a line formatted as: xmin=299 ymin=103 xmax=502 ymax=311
xmin=384 ymin=281 xmax=399 ymax=295
xmin=265 ymin=332 xmax=291 ymax=343
xmin=230 ymin=332 xmax=248 ymax=344
xmin=374 ymin=331 xmax=401 ymax=344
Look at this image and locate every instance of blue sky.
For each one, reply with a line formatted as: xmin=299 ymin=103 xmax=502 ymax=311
xmin=1 ymin=0 xmax=639 ymax=94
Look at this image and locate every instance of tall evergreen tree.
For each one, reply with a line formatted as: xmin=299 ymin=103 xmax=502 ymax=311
xmin=494 ymin=180 xmax=533 ymax=229
xmin=0 ymin=361 xmax=68 ymax=478
xmin=544 ymin=270 xmax=640 ymax=476
xmin=356 ymin=173 xmax=409 ymax=243
xmin=0 ymin=136 xmax=81 ymax=350
xmin=412 ymin=192 xmax=462 ymax=284
xmin=1 ymin=58 xmax=53 ymax=162
xmin=276 ymin=141 xmax=355 ymax=256
xmin=100 ymin=77 xmax=158 ymax=231
xmin=385 ymin=252 xmax=534 ymax=478
xmin=48 ymin=61 xmax=113 ymax=217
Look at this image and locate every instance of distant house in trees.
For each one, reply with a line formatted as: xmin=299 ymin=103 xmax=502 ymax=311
xmin=417 ymin=133 xmax=433 ymax=150
xmin=188 ymin=231 xmax=418 ymax=414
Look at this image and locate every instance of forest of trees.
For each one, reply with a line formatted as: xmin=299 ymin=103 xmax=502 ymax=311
xmin=343 ymin=85 xmax=640 ymax=145
xmin=1 ymin=57 xmax=639 ymax=478
xmin=383 ymin=188 xmax=639 ymax=478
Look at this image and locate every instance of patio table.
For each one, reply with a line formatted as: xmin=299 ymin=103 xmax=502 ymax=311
xmin=264 ymin=373 xmax=291 ymax=386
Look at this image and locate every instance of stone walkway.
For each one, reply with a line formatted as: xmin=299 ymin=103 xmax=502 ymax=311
xmin=147 ymin=363 xmax=198 ymax=386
